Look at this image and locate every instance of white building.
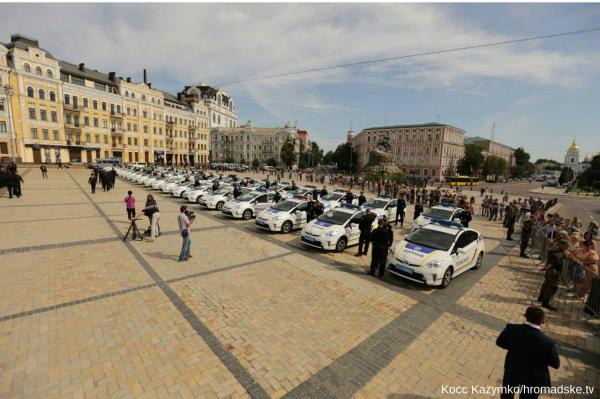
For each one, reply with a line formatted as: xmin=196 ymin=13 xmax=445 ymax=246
xmin=563 ymin=139 xmax=582 ymax=175
xmin=180 ymin=84 xmax=237 ymax=129
xmin=210 ymin=121 xmax=300 ymax=166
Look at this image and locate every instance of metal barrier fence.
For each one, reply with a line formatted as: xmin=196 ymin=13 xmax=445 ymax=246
xmin=528 ymin=226 xmax=600 ymax=325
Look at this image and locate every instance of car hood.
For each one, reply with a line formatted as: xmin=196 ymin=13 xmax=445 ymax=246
xmin=393 ymin=241 xmax=445 ymax=266
xmin=304 ymin=219 xmax=338 ymax=236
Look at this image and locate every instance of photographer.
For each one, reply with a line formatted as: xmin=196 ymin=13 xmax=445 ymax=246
xmin=142 ymin=194 xmax=160 ymax=241
xmin=178 ymin=206 xmax=194 ymax=261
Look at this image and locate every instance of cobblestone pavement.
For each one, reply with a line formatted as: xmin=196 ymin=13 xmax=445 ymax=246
xmin=0 ymin=167 xmax=598 ymax=398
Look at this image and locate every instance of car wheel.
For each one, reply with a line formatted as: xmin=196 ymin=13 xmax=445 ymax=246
xmin=242 ymin=209 xmax=253 ymax=220
xmin=473 ymin=252 xmax=483 ymax=270
xmin=440 ymin=267 xmax=453 ymax=288
xmin=216 ymin=201 xmax=225 ymax=211
xmin=281 ymin=220 xmax=292 ymax=233
xmin=335 ymin=237 xmax=347 ymax=253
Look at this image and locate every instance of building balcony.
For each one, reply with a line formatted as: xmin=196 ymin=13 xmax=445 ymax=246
xmin=166 ymin=120 xmax=175 ymax=126
xmin=110 ymin=111 xmax=124 ymax=119
xmin=63 ymin=104 xmax=81 ymax=113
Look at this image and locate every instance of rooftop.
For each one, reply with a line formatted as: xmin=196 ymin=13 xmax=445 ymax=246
xmin=362 ymin=122 xmax=465 ymax=132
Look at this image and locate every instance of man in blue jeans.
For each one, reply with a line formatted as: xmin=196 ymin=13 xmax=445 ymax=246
xmin=178 ymin=206 xmax=193 ymax=261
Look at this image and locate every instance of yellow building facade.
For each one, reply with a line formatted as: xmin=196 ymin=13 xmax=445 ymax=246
xmin=2 ymin=34 xmax=212 ymax=166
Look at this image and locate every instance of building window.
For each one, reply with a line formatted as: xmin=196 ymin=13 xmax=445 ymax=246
xmin=127 ymin=123 xmax=131 ymax=131
xmin=64 ymin=94 xmax=70 ymax=104
xmin=40 ymin=109 xmax=47 ymax=121
xmin=133 ymin=109 xmax=137 ymax=117
xmin=142 ymin=94 xmax=146 ymax=101
xmin=0 ymin=99 xmax=4 ymax=111
xmin=35 ymin=66 xmax=42 ymax=76
xmin=86 ymin=133 xmax=91 ymax=143
xmin=65 ymin=114 xmax=71 ymax=124
xmin=93 ymin=100 xmax=98 ymax=109
xmin=0 ymin=121 xmax=6 ymax=132
xmin=46 ymin=69 xmax=53 ymax=78
xmin=28 ymin=108 xmax=36 ymax=119
xmin=102 ymin=119 xmax=107 ymax=128
xmin=94 ymin=82 xmax=106 ymax=92
xmin=38 ymin=89 xmax=45 ymax=100
xmin=104 ymin=135 xmax=108 ymax=144
xmin=102 ymin=101 xmax=106 ymax=111
xmin=93 ymin=118 xmax=99 ymax=127
xmin=49 ymin=91 xmax=56 ymax=102
xmin=95 ymin=134 xmax=99 ymax=143
xmin=143 ymin=110 xmax=147 ymax=119
xmin=143 ymin=125 xmax=148 ymax=134
xmin=83 ymin=98 xmax=88 ymax=108
xmin=127 ymin=107 xmax=130 ymax=115
xmin=42 ymin=129 xmax=49 ymax=140
xmin=31 ymin=128 xmax=38 ymax=139
xmin=84 ymin=116 xmax=89 ymax=126
xmin=24 ymin=63 xmax=31 ymax=73
xmin=125 ymin=91 xmax=129 ymax=97
xmin=53 ymin=130 xmax=59 ymax=141
xmin=27 ymin=87 xmax=34 ymax=98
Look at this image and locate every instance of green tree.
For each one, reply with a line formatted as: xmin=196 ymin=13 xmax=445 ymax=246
xmin=266 ymin=158 xmax=278 ymax=167
xmin=457 ymin=144 xmax=485 ymax=176
xmin=512 ymin=147 xmax=534 ymax=178
xmin=389 ymin=171 xmax=407 ymax=184
xmin=280 ymin=138 xmax=297 ymax=168
xmin=251 ymin=158 xmax=260 ymax=168
xmin=558 ymin=167 xmax=574 ymax=185
xmin=577 ymin=155 xmax=600 ymax=191
xmin=323 ymin=151 xmax=335 ymax=165
xmin=332 ymin=143 xmax=357 ymax=173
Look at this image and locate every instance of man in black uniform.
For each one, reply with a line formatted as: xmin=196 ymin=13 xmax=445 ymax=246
xmin=413 ymin=201 xmax=424 ymax=220
xmin=520 ymin=214 xmax=535 ymax=258
xmin=395 ymin=198 xmax=406 ymax=227
xmin=273 ymin=190 xmax=282 ymax=203
xmin=369 ymin=218 xmax=390 ymax=278
xmin=357 ymin=191 xmax=366 ymax=206
xmin=10 ymin=172 xmax=24 ymax=198
xmin=505 ymin=203 xmax=517 ymax=241
xmin=88 ymin=174 xmax=97 ymax=194
xmin=382 ymin=216 xmax=394 ymax=247
xmin=312 ymin=187 xmax=319 ymax=200
xmin=314 ymin=199 xmax=324 ymax=218
xmin=305 ymin=198 xmax=316 ymax=222
xmin=538 ymin=239 xmax=569 ymax=311
xmin=344 ymin=191 xmax=354 ymax=205
xmin=233 ymin=184 xmax=241 ymax=198
xmin=356 ymin=208 xmax=376 ymax=256
xmin=320 ymin=186 xmax=328 ymax=198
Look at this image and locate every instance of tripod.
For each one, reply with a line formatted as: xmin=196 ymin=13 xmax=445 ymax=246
xmin=123 ymin=217 xmax=143 ymax=241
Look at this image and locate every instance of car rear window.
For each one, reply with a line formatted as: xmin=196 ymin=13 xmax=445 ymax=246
xmin=424 ymin=208 xmax=453 ymax=220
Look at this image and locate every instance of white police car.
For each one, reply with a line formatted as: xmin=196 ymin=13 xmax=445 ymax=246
xmin=255 ymin=198 xmax=309 ymax=233
xmin=300 ymin=204 xmax=374 ymax=252
xmin=199 ymin=186 xmax=244 ymax=210
xmin=171 ymin=181 xmax=195 ymax=197
xmin=221 ymin=190 xmax=277 ymax=220
xmin=363 ymin=196 xmax=398 ymax=219
xmin=184 ymin=185 xmax=214 ymax=203
xmin=412 ymin=203 xmax=469 ymax=231
xmin=319 ymin=191 xmax=347 ymax=210
xmin=387 ymin=220 xmax=485 ymax=288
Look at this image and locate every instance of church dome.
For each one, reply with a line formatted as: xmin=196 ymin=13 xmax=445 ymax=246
xmin=584 ymin=154 xmax=590 ymax=162
xmin=568 ymin=139 xmax=579 ymax=152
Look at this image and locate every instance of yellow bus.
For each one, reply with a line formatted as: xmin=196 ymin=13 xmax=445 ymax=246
xmin=446 ymin=176 xmax=480 ymax=186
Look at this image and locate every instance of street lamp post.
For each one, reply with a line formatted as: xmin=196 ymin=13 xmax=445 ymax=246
xmin=3 ymin=83 xmax=16 ymax=162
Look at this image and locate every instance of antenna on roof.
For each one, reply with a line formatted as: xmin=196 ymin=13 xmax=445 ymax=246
xmin=491 ymin=121 xmax=496 ymax=141
xmin=436 ymin=114 xmax=440 ymax=122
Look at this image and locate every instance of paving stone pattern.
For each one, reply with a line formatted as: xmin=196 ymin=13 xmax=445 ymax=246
xmin=0 ymin=167 xmax=597 ymax=399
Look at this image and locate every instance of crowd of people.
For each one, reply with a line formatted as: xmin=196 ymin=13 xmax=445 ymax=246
xmin=0 ymin=161 xmax=24 ymax=199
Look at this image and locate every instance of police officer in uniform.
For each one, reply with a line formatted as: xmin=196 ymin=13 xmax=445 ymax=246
xmin=395 ymin=198 xmax=406 ymax=227
xmin=344 ymin=191 xmax=354 ymax=205
xmin=520 ymin=214 xmax=535 ymax=258
xmin=356 ymin=208 xmax=376 ymax=256
xmin=357 ymin=191 xmax=367 ymax=206
xmin=413 ymin=201 xmax=424 ymax=220
xmin=369 ymin=218 xmax=390 ymax=278
xmin=506 ymin=203 xmax=517 ymax=241
xmin=538 ymin=239 xmax=570 ymax=311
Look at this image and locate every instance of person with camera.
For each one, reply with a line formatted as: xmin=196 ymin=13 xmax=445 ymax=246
xmin=178 ymin=206 xmax=194 ymax=261
xmin=142 ymin=194 xmax=160 ymax=242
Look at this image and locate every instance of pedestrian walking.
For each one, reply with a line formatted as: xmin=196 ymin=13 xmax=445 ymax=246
xmin=538 ymin=239 xmax=570 ymax=311
xmin=8 ymin=172 xmax=24 ymax=198
xmin=124 ymin=191 xmax=136 ymax=219
xmin=496 ymin=306 xmax=560 ymax=399
xmin=178 ymin=206 xmax=193 ymax=261
xmin=40 ymin=164 xmax=48 ymax=178
xmin=88 ymin=174 xmax=97 ymax=194
xmin=369 ymin=219 xmax=389 ymax=278
xmin=356 ymin=208 xmax=375 ymax=256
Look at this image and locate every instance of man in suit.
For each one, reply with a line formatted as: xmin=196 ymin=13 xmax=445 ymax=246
xmin=496 ymin=306 xmax=560 ymax=399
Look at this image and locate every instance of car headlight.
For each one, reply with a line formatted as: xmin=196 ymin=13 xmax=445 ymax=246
xmin=424 ymin=260 xmax=442 ymax=268
xmin=324 ymin=230 xmax=339 ymax=237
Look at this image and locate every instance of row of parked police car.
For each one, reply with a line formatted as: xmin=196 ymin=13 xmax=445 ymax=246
xmin=116 ymin=166 xmax=486 ymax=288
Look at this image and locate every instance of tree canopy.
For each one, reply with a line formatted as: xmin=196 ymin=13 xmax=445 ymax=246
xmin=457 ymin=144 xmax=485 ymax=176
xmin=279 ymin=138 xmax=297 ymax=168
xmin=558 ymin=167 xmax=574 ymax=185
xmin=577 ymin=155 xmax=600 ymax=191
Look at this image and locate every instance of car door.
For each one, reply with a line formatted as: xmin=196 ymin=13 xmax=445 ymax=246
xmin=254 ymin=194 xmax=270 ymax=212
xmin=293 ymin=202 xmax=308 ymax=228
xmin=461 ymin=231 xmax=479 ymax=270
xmin=386 ymin=200 xmax=398 ymax=219
xmin=346 ymin=212 xmax=364 ymax=245
xmin=451 ymin=233 xmax=470 ymax=273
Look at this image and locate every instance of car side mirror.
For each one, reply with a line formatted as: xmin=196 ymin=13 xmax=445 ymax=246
xmin=457 ymin=247 xmax=467 ymax=254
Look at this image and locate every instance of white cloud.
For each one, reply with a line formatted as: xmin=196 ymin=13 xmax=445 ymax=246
xmin=1 ymin=3 xmax=598 ymax=152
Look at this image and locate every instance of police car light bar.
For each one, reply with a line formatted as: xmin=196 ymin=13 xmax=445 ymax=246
xmin=340 ymin=203 xmax=361 ymax=209
xmin=431 ymin=219 xmax=463 ymax=228
xmin=434 ymin=202 xmax=458 ymax=208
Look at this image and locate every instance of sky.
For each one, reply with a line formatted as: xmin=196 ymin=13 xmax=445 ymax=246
xmin=1 ymin=3 xmax=599 ymax=161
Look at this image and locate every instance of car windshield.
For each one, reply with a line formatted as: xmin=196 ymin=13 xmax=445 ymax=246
xmin=291 ymin=188 xmax=308 ymax=196
xmin=213 ymin=188 xmax=231 ymax=195
xmin=237 ymin=193 xmax=258 ymax=201
xmin=405 ymin=229 xmax=456 ymax=251
xmin=424 ymin=208 xmax=453 ymax=220
xmin=317 ymin=210 xmax=352 ymax=225
xmin=365 ymin=199 xmax=388 ymax=209
xmin=273 ymin=201 xmax=297 ymax=212
xmin=322 ymin=193 xmax=343 ymax=201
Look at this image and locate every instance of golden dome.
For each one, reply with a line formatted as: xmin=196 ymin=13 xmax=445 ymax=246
xmin=584 ymin=153 xmax=590 ymax=162
xmin=568 ymin=139 xmax=579 ymax=152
